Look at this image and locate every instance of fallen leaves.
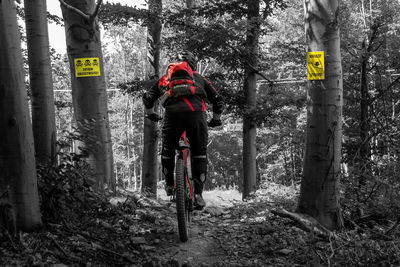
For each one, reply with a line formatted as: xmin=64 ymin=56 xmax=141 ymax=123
xmin=1 ymin=188 xmax=400 ymax=266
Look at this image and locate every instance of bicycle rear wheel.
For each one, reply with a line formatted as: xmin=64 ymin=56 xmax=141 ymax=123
xmin=175 ymin=157 xmax=189 ymax=242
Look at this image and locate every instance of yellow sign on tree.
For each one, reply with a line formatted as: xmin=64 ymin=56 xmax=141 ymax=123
xmin=74 ymin=57 xmax=100 ymax=77
xmin=307 ymin=51 xmax=324 ymax=80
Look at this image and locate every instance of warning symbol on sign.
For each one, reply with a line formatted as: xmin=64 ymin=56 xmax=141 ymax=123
xmin=74 ymin=57 xmax=101 ymax=77
xmin=307 ymin=51 xmax=324 ymax=80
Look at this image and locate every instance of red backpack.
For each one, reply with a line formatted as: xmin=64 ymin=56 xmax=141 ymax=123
xmin=163 ymin=61 xmax=206 ymax=98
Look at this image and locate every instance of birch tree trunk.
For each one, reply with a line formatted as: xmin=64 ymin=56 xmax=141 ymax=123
xmin=298 ymin=0 xmax=343 ymax=230
xmin=0 ymin=0 xmax=42 ymax=231
xmin=60 ymin=0 xmax=115 ymax=190
xmin=24 ymin=0 xmax=57 ymax=166
xmin=141 ymin=0 xmax=162 ymax=195
xmin=242 ymin=0 xmax=260 ymax=199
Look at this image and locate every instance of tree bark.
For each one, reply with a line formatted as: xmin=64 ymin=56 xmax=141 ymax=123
xmin=0 ymin=0 xmax=42 ymax=231
xmin=359 ymin=44 xmax=370 ymax=186
xmin=298 ymin=0 xmax=343 ymax=230
xmin=60 ymin=0 xmax=115 ymax=190
xmin=141 ymin=0 xmax=162 ymax=195
xmin=242 ymin=0 xmax=260 ymax=199
xmin=357 ymin=8 xmax=383 ymax=187
xmin=24 ymin=0 xmax=57 ymax=166
xmin=185 ymin=0 xmax=195 ymax=45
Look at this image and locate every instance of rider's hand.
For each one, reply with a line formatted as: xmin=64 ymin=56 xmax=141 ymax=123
xmin=144 ymin=107 xmax=162 ymax=122
xmin=208 ymin=118 xmax=222 ymax=127
xmin=146 ymin=113 xmax=163 ymax=122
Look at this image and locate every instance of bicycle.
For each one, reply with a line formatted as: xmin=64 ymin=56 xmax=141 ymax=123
xmin=145 ymin=114 xmax=194 ymax=242
xmin=145 ymin=112 xmax=222 ymax=242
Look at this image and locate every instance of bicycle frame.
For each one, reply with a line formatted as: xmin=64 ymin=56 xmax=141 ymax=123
xmin=175 ymin=132 xmax=194 ymax=211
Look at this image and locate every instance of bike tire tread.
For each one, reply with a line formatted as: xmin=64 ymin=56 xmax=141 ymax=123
xmin=175 ymin=158 xmax=188 ymax=242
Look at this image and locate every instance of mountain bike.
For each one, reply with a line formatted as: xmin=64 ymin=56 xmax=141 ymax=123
xmin=145 ymin=114 xmax=194 ymax=242
xmin=145 ymin=112 xmax=221 ymax=242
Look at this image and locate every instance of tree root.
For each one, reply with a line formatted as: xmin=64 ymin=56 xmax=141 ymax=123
xmin=271 ymin=208 xmax=335 ymax=240
xmin=385 ymin=217 xmax=400 ymax=235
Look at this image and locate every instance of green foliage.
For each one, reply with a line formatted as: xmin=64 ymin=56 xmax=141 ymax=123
xmin=102 ymin=22 xmax=148 ymax=86
xmin=108 ymin=92 xmax=144 ymax=189
xmin=17 ymin=4 xmax=64 ymax=25
xmin=117 ymin=78 xmax=154 ymax=97
xmin=257 ymin=120 xmax=305 ymax=187
xmin=339 ymin=0 xmax=400 ymax=218
xmin=37 ymin=143 xmax=96 ymax=224
xmin=310 ymin=226 xmax=400 ymax=266
xmin=262 ymin=0 xmax=305 ymax=79
xmin=98 ymin=3 xmax=148 ymax=28
xmin=100 ymin=22 xmax=151 ymax=188
xmin=206 ymin=130 xmax=242 ymax=190
xmin=46 ymin=12 xmax=63 ymax=26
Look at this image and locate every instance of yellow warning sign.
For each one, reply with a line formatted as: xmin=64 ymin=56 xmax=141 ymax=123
xmin=307 ymin=51 xmax=324 ymax=80
xmin=74 ymin=57 xmax=100 ymax=77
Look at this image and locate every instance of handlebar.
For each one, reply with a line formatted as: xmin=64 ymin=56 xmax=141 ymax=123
xmin=145 ymin=113 xmax=163 ymax=122
xmin=145 ymin=113 xmax=222 ymax=128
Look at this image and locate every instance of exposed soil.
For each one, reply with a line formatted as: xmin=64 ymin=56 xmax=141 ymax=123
xmin=1 ymin=185 xmax=400 ymax=266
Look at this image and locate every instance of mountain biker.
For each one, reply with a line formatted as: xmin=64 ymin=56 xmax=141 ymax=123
xmin=142 ymin=51 xmax=224 ymax=210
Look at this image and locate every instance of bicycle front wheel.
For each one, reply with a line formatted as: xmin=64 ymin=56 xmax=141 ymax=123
xmin=175 ymin=157 xmax=189 ymax=242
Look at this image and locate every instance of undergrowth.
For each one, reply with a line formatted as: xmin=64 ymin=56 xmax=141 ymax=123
xmin=36 ymin=148 xmax=110 ymax=225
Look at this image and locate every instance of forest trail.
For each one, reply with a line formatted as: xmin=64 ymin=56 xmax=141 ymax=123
xmin=134 ymin=190 xmax=246 ymax=266
xmin=6 ymin=183 xmax=394 ymax=266
xmin=155 ymin=212 xmax=224 ymax=265
xmin=134 ymin=186 xmax=302 ymax=266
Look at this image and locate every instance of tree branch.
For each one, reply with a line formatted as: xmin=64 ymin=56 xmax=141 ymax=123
xmin=225 ymin=42 xmax=273 ymax=84
xmin=271 ymin=208 xmax=336 ymax=240
xmin=59 ymin=0 xmax=91 ymax=20
xmin=246 ymin=61 xmax=272 ymax=83
xmin=385 ymin=217 xmax=400 ymax=235
xmin=0 ymin=186 xmax=10 ymax=199
xmin=92 ymin=0 xmax=103 ymax=20
xmin=59 ymin=0 xmax=103 ymax=23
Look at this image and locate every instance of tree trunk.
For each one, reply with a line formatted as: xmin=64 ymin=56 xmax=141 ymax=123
xmin=60 ymin=0 xmax=115 ymax=190
xmin=298 ymin=0 xmax=343 ymax=230
xmin=24 ymin=0 xmax=57 ymax=166
xmin=359 ymin=40 xmax=370 ymax=186
xmin=125 ymin=99 xmax=132 ymax=184
xmin=141 ymin=0 xmax=162 ymax=195
xmin=185 ymin=0 xmax=195 ymax=44
xmin=242 ymin=0 xmax=260 ymax=199
xmin=0 ymin=0 xmax=42 ymax=231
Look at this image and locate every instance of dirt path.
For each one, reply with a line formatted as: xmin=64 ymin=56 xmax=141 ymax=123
xmin=1 ymin=186 xmax=309 ymax=267
xmin=143 ymin=190 xmax=299 ymax=267
xmin=2 ymin=184 xmax=399 ymax=266
xmin=157 ymin=214 xmax=222 ymax=265
xmin=142 ymin=192 xmax=234 ymax=266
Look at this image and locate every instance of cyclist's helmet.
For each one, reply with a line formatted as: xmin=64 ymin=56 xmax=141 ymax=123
xmin=177 ymin=51 xmax=197 ymax=70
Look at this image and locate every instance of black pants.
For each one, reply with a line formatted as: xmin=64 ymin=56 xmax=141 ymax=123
xmin=161 ymin=112 xmax=208 ymax=194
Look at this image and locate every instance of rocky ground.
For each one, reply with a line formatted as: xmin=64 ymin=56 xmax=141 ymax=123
xmin=1 ymin=184 xmax=400 ymax=266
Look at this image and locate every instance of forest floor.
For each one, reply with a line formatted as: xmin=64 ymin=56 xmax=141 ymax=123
xmin=1 ymin=182 xmax=400 ymax=266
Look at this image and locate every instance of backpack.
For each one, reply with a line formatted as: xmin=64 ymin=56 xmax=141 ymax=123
xmin=163 ymin=61 xmax=206 ymax=98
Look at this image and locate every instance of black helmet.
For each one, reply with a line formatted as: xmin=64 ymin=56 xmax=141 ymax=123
xmin=177 ymin=51 xmax=197 ymax=70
